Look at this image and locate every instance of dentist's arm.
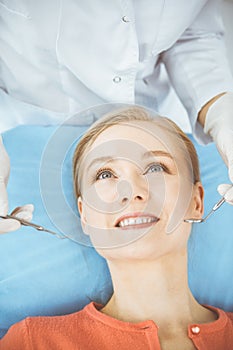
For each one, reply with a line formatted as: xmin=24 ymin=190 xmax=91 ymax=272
xmin=161 ymin=0 xmax=233 ymax=203
xmin=162 ymin=0 xmax=233 ymax=145
xmin=0 ymin=135 xmax=34 ymax=233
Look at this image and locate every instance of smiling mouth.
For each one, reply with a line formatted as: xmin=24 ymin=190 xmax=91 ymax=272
xmin=115 ymin=216 xmax=159 ymax=229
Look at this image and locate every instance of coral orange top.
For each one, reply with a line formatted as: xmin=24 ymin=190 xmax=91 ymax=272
xmin=0 ymin=302 xmax=233 ymax=349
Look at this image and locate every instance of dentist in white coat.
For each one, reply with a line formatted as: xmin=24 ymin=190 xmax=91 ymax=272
xmin=0 ymin=0 xmax=233 ymax=232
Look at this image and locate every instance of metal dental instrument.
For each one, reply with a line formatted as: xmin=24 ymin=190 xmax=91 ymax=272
xmin=0 ymin=215 xmax=66 ymax=238
xmin=184 ymin=196 xmax=226 ymax=223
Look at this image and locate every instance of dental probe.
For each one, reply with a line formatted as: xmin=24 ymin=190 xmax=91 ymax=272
xmin=0 ymin=214 xmax=65 ymax=238
xmin=184 ymin=197 xmax=226 ymax=223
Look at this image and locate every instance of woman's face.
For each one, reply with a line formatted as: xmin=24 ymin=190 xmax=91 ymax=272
xmin=77 ymin=121 xmax=203 ymax=260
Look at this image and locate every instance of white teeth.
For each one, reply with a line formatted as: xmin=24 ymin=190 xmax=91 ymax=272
xmin=118 ymin=217 xmax=157 ymax=227
xmin=128 ymin=218 xmax=135 ymax=225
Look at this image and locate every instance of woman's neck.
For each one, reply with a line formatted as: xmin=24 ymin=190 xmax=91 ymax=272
xmin=101 ymin=251 xmax=216 ymax=329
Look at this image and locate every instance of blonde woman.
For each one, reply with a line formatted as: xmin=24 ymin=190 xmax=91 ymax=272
xmin=1 ymin=106 xmax=232 ymax=350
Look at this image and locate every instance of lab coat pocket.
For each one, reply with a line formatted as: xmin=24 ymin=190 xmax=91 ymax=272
xmin=0 ymin=0 xmax=30 ymax=18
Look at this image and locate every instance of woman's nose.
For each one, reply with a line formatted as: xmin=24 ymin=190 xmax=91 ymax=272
xmin=118 ymin=177 xmax=148 ymax=204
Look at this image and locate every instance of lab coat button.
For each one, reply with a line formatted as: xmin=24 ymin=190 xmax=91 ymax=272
xmin=191 ymin=326 xmax=200 ymax=335
xmin=122 ymin=15 xmax=130 ymax=23
xmin=113 ymin=76 xmax=122 ymax=83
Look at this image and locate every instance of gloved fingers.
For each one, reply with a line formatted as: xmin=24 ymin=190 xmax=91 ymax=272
xmin=0 ymin=204 xmax=34 ymax=234
xmin=226 ymin=152 xmax=233 ymax=183
xmin=217 ymin=184 xmax=233 ymax=205
xmin=0 ymin=136 xmax=10 ymax=185
xmin=0 ymin=138 xmax=34 ymax=233
xmin=10 ymin=204 xmax=34 ymax=221
xmin=0 ymin=177 xmax=20 ymax=233
xmin=214 ymin=130 xmax=233 ymax=165
xmin=214 ymin=131 xmax=233 ymax=183
xmin=0 ymin=218 xmax=21 ymax=233
xmin=0 ymin=179 xmax=9 ymax=216
xmin=228 ymin=165 xmax=233 ymax=184
xmin=0 ymin=136 xmax=10 ymax=216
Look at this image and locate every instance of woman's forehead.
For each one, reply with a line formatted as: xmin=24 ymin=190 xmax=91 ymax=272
xmin=82 ymin=121 xmax=188 ymax=172
xmin=89 ymin=121 xmax=178 ymax=152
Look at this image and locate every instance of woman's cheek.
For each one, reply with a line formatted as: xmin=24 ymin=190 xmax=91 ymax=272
xmin=165 ymin=178 xmax=193 ymax=234
xmin=147 ymin=175 xmax=166 ymax=204
xmin=95 ymin=180 xmax=118 ymax=204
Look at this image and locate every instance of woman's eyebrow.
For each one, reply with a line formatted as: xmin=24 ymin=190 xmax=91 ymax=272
xmin=87 ymin=156 xmax=115 ymax=171
xmin=87 ymin=150 xmax=174 ymax=171
xmin=143 ymin=150 xmax=174 ymax=160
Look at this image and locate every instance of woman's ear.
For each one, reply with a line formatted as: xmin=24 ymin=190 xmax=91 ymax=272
xmin=191 ymin=182 xmax=204 ymax=219
xmin=77 ymin=196 xmax=89 ymax=235
xmin=77 ymin=196 xmax=83 ymax=217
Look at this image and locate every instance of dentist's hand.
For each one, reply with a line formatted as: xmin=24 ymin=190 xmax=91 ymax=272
xmin=0 ymin=135 xmax=34 ymax=233
xmin=217 ymin=184 xmax=233 ymax=205
xmin=203 ymin=92 xmax=233 ymax=205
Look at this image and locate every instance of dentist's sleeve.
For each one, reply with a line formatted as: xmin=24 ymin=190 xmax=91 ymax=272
xmin=161 ymin=0 xmax=233 ymax=145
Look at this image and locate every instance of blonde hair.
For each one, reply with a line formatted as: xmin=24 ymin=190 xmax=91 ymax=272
xmin=73 ymin=106 xmax=200 ymax=198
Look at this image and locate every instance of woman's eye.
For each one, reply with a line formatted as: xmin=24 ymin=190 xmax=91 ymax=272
xmin=96 ymin=170 xmax=114 ymax=180
xmin=146 ymin=164 xmax=165 ymax=174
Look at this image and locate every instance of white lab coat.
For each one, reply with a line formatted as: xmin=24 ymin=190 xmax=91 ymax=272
xmin=0 ymin=0 xmax=233 ymax=142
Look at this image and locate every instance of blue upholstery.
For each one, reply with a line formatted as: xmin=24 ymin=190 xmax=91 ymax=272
xmin=0 ymin=126 xmax=232 ymax=338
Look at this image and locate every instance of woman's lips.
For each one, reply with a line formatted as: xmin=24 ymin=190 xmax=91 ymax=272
xmin=115 ymin=213 xmax=160 ymax=229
